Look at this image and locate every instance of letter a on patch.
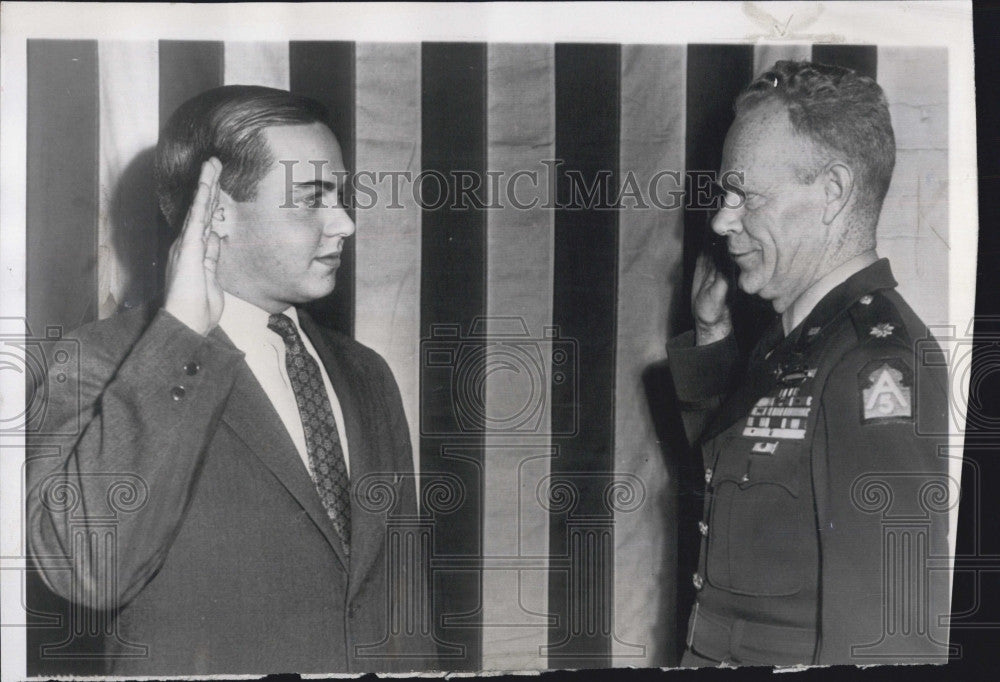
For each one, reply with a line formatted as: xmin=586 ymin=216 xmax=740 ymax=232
xmin=859 ymin=359 xmax=913 ymax=423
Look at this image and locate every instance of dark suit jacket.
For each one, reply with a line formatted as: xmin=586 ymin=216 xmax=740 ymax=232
xmin=26 ymin=305 xmax=436 ymax=675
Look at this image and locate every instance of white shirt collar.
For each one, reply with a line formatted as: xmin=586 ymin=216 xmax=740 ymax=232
xmin=781 ymin=250 xmax=878 ymax=336
xmin=217 ymin=291 xmax=299 ymax=351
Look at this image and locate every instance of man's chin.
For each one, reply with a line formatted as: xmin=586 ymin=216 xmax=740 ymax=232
xmin=304 ymin=281 xmax=338 ymax=302
xmin=737 ymin=274 xmax=785 ymax=310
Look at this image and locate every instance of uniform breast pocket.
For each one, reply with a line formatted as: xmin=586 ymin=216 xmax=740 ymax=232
xmin=706 ymin=436 xmax=811 ymax=597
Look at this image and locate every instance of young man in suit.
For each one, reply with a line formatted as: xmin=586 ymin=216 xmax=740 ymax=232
xmin=26 ymin=86 xmax=435 ymax=675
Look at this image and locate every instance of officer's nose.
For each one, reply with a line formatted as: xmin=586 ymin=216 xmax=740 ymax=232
xmin=711 ymin=192 xmax=744 ymax=237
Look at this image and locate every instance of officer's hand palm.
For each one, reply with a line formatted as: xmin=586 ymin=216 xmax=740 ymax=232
xmin=164 ymin=158 xmax=225 ymax=336
xmin=692 ymin=253 xmax=732 ymax=346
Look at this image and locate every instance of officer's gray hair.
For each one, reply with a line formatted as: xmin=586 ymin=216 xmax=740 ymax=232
xmin=734 ymin=60 xmax=896 ymax=233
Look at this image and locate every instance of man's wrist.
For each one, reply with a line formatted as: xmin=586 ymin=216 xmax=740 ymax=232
xmin=695 ymin=321 xmax=733 ymax=346
xmin=162 ymin=304 xmax=210 ymax=337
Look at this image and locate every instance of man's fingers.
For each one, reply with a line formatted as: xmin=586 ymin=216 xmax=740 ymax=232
xmin=708 ymin=271 xmax=729 ymax=302
xmin=693 ymin=253 xmax=707 ymax=289
xmin=694 ymin=251 xmax=718 ymax=292
xmin=184 ymin=159 xmax=221 ymax=243
xmin=203 ymin=231 xmax=221 ymax=273
xmin=203 ymin=158 xmax=222 ymax=235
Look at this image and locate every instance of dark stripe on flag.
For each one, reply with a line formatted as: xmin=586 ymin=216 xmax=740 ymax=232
xmin=419 ymin=42 xmax=488 ymax=671
xmin=158 ymin=41 xmax=224 ymax=130
xmin=547 ymin=43 xmax=621 ymax=667
xmin=156 ymin=41 xmax=225 ymax=300
xmin=812 ymin=44 xmax=878 ymax=80
xmin=290 ymin=42 xmax=357 ymax=336
xmin=26 ymin=40 xmax=100 ymax=336
xmin=25 ymin=39 xmax=103 ymax=676
xmin=682 ymin=44 xmax=766 ymax=349
xmin=678 ymin=43 xmax=769 ymax=647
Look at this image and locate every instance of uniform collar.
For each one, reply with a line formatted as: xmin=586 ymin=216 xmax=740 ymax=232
xmin=786 ymin=257 xmax=898 ymax=349
xmin=781 ymin=251 xmax=878 ymax=335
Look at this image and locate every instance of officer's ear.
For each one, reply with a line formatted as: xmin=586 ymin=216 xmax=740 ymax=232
xmin=821 ymin=161 xmax=854 ymax=225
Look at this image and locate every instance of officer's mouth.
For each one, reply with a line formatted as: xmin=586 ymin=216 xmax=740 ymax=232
xmin=729 ymin=249 xmax=760 ymax=261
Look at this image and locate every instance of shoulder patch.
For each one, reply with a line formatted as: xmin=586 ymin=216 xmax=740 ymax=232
xmin=858 ymin=357 xmax=914 ymax=423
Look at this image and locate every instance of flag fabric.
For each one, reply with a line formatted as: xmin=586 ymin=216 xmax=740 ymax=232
xmin=25 ymin=40 xmax=949 ymax=672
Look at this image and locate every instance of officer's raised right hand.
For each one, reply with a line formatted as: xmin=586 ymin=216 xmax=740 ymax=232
xmin=164 ymin=158 xmax=225 ymax=336
xmin=692 ymin=252 xmax=733 ymax=346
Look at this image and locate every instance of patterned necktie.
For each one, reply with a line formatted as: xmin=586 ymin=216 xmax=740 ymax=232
xmin=267 ymin=312 xmax=351 ymax=557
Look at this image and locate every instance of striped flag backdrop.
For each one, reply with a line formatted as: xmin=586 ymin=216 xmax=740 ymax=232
xmin=25 ymin=41 xmax=948 ymax=672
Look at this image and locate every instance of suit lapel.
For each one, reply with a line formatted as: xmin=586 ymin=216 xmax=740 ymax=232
xmin=297 ymin=312 xmax=392 ymax=598
xmin=209 ymin=326 xmax=350 ymax=573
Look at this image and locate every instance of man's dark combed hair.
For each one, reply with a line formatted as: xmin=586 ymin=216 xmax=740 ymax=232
xmin=155 ymin=85 xmax=330 ymax=231
xmin=735 ymin=60 xmax=896 ymax=226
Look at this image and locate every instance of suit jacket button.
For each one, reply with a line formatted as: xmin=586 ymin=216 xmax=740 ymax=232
xmin=171 ymin=385 xmax=186 ymax=401
xmin=692 ymin=573 xmax=704 ymax=590
xmin=704 ymin=468 xmax=713 ymax=484
xmin=698 ymin=521 xmax=709 ymax=537
xmin=184 ymin=362 xmax=201 ymax=376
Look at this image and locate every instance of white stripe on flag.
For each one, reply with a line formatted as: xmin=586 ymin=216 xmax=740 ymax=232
xmin=223 ymin=42 xmax=290 ymax=89
xmin=481 ymin=43 xmax=555 ymax=671
xmin=353 ymin=42 xmax=422 ymax=478
xmin=753 ymin=43 xmax=811 ymax=77
xmin=613 ymin=44 xmax=687 ymax=666
xmin=877 ymin=46 xmax=949 ymax=327
xmin=97 ymin=41 xmax=159 ymax=319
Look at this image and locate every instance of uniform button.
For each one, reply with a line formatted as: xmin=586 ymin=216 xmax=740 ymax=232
xmin=704 ymin=468 xmax=713 ymax=484
xmin=740 ymin=473 xmax=750 ymax=483
xmin=698 ymin=521 xmax=709 ymax=537
xmin=348 ymin=603 xmax=359 ymax=618
xmin=170 ymin=385 xmax=186 ymax=401
xmin=184 ymin=361 xmax=201 ymax=376
xmin=692 ymin=573 xmax=704 ymax=590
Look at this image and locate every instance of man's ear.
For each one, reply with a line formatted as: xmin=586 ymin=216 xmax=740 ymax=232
xmin=821 ymin=161 xmax=854 ymax=225
xmin=213 ymin=188 xmax=236 ymax=237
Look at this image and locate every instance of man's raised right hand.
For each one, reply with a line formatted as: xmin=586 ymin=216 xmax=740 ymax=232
xmin=692 ymin=252 xmax=733 ymax=346
xmin=164 ymin=158 xmax=225 ymax=336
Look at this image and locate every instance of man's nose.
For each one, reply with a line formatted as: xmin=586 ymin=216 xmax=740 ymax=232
xmin=711 ymin=193 xmax=744 ymax=236
xmin=325 ymin=206 xmax=356 ymax=238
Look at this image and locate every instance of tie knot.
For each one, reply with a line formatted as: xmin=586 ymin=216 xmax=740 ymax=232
xmin=267 ymin=312 xmax=299 ymax=342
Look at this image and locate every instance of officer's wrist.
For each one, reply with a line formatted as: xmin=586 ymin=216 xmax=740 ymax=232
xmin=695 ymin=321 xmax=733 ymax=346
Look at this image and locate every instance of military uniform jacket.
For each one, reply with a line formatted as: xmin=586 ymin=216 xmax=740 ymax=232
xmin=26 ymin=306 xmax=437 ymax=675
xmin=668 ymin=259 xmax=952 ymax=665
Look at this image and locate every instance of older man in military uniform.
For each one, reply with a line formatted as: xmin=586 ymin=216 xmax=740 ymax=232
xmin=669 ymin=61 xmax=952 ymax=666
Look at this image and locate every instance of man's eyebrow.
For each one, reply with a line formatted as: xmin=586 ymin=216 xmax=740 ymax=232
xmin=292 ymin=180 xmax=339 ymax=193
